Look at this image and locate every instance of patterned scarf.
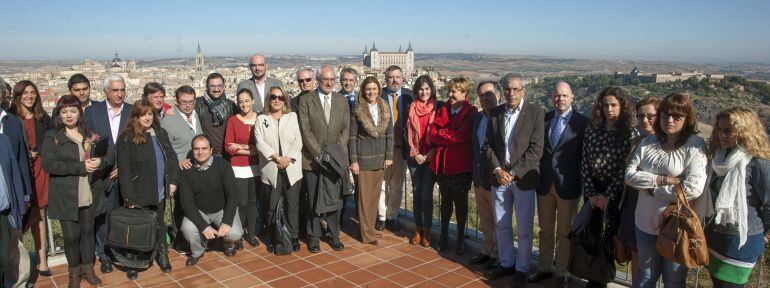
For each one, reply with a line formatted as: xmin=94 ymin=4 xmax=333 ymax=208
xmin=202 ymin=91 xmax=232 ymax=126
xmin=406 ymin=99 xmax=435 ymax=157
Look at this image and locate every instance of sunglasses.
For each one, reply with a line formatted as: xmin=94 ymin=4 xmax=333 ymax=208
xmin=636 ymin=113 xmax=656 ymax=120
xmin=269 ymin=94 xmax=285 ymax=101
xmin=662 ymin=112 xmax=687 ymax=122
xmin=298 ymin=78 xmax=313 ymax=83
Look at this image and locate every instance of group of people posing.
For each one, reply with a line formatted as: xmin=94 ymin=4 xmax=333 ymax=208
xmin=0 ymin=53 xmax=768 ymax=288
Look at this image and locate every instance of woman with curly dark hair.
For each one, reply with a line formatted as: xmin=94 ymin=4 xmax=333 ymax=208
xmin=580 ymin=86 xmax=636 ymax=288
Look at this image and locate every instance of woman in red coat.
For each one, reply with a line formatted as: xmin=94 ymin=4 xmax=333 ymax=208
xmin=428 ymin=77 xmax=477 ymax=254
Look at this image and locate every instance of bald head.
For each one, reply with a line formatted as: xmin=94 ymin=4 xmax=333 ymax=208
xmin=551 ymin=81 xmax=574 ymax=114
xmin=317 ymin=65 xmax=337 ymax=95
xmin=249 ymin=53 xmax=267 ymax=80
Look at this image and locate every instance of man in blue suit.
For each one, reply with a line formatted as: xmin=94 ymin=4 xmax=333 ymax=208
xmin=528 ymin=82 xmax=587 ymax=287
xmin=84 ymin=74 xmax=133 ymax=274
xmin=378 ymin=65 xmax=413 ymax=232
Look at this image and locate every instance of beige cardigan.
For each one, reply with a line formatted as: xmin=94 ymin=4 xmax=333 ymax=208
xmin=254 ymin=112 xmax=303 ymax=187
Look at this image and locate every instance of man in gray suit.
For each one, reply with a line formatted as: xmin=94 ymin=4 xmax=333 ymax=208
xmin=237 ymin=53 xmax=283 ymax=113
xmin=483 ymin=73 xmax=544 ymax=288
xmin=161 ymin=85 xmax=203 ymax=169
xmin=298 ymin=65 xmax=350 ymax=253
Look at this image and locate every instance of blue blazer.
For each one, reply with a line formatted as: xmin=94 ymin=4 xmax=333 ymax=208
xmin=472 ymin=112 xmax=492 ymax=190
xmin=0 ymin=109 xmax=32 ymax=198
xmin=538 ymin=109 xmax=588 ymax=199
xmin=381 ymin=87 xmax=413 ymax=159
xmin=84 ymin=101 xmax=133 ymax=148
xmin=0 ymin=133 xmax=30 ymax=230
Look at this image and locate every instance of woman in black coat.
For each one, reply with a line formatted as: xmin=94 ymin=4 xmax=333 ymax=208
xmin=116 ymin=99 xmax=179 ymax=280
xmin=41 ymin=95 xmax=112 ymax=287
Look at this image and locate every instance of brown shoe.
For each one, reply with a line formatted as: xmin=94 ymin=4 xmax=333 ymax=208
xmin=420 ymin=227 xmax=431 ymax=247
xmin=80 ymin=264 xmax=102 ymax=285
xmin=410 ymin=226 xmax=422 ymax=245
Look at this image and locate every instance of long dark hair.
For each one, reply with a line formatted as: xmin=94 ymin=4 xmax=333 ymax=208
xmin=411 ymin=75 xmax=437 ymax=102
xmin=589 ymin=86 xmax=634 ymax=138
xmin=54 ymin=95 xmax=90 ymax=137
xmin=9 ymin=80 xmax=46 ymax=121
xmin=121 ymin=99 xmax=160 ymax=145
xmin=653 ymin=93 xmax=698 ymax=148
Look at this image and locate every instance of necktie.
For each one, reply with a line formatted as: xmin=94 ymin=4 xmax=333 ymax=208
xmin=323 ymin=95 xmax=331 ymax=122
xmin=392 ymin=91 xmax=402 ymax=143
xmin=550 ymin=116 xmax=564 ymax=149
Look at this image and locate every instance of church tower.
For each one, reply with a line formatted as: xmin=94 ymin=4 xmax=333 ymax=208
xmin=195 ymin=41 xmax=205 ymax=72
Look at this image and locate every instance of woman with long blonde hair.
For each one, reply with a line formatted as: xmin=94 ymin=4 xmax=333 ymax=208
xmin=705 ymin=107 xmax=770 ymax=288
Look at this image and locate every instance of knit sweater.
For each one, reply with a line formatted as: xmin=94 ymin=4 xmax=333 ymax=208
xmin=179 ymin=156 xmax=238 ymax=232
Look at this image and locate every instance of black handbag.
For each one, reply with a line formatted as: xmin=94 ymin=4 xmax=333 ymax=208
xmin=106 ymin=206 xmax=158 ymax=252
xmin=568 ymin=204 xmax=616 ymax=283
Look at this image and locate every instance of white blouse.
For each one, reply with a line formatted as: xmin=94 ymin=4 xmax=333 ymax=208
xmin=625 ymin=134 xmax=708 ymax=235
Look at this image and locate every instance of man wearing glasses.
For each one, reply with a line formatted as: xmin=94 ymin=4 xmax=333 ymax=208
xmin=237 ymin=53 xmax=283 ymax=113
xmin=297 ymin=65 xmax=350 ymax=253
xmin=195 ymin=73 xmax=237 ymax=157
xmin=162 ymin=85 xmax=203 ymax=170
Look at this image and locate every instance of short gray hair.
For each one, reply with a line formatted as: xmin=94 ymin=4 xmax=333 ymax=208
xmin=295 ymin=67 xmax=314 ymax=80
xmin=499 ymin=73 xmax=523 ymax=88
xmin=339 ymin=67 xmax=358 ymax=79
xmin=102 ymin=74 xmax=125 ymax=91
xmin=315 ymin=65 xmax=337 ymax=81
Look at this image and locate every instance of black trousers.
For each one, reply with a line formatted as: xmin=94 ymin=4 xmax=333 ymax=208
xmin=267 ymin=171 xmax=300 ymax=239
xmin=234 ymin=177 xmax=260 ymax=237
xmin=60 ymin=206 xmax=96 ymax=268
xmin=0 ymin=213 xmax=10 ymax=274
xmin=303 ymin=170 xmax=340 ymax=240
xmin=437 ymin=173 xmax=472 ymax=236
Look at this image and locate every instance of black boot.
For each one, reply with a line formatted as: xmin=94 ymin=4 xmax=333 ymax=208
xmin=67 ymin=266 xmax=82 ymax=288
xmin=80 ymin=264 xmax=102 ymax=285
xmin=455 ymin=233 xmax=466 ymax=255
xmin=156 ymin=243 xmax=172 ymax=273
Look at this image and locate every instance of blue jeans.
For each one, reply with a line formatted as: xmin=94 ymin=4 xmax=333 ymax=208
xmin=408 ymin=159 xmax=435 ymax=227
xmin=493 ymin=182 xmax=535 ymax=272
xmin=635 ymin=227 xmax=688 ymax=287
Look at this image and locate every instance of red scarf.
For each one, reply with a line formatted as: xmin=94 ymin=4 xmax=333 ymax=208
xmin=407 ymin=99 xmax=435 ymax=157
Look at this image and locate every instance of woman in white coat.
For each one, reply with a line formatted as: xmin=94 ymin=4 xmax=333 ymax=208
xmin=254 ymin=86 xmax=303 ymax=255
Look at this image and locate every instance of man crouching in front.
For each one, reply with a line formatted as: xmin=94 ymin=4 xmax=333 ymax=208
xmin=179 ymin=134 xmax=244 ymax=266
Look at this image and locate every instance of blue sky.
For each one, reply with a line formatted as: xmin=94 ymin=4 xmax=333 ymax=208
xmin=1 ymin=0 xmax=769 ymax=63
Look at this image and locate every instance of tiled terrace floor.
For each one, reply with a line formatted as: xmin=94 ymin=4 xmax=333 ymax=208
xmin=34 ymin=218 xmax=597 ymax=288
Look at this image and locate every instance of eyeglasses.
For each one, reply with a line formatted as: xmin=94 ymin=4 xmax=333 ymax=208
xmin=269 ymin=94 xmax=285 ymax=101
xmin=320 ymin=78 xmax=336 ymax=83
xmin=208 ymin=84 xmax=224 ymax=89
xmin=177 ymin=100 xmax=195 ymax=106
xmin=298 ymin=78 xmax=313 ymax=83
xmin=249 ymin=63 xmax=265 ymax=68
xmin=662 ymin=112 xmax=687 ymax=122
xmin=636 ymin=113 xmax=657 ymax=120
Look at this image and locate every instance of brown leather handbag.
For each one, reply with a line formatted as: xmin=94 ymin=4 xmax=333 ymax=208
xmin=655 ymin=183 xmax=709 ymax=268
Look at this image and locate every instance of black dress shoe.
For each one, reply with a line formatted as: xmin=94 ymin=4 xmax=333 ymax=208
xmin=308 ymin=239 xmax=321 ymax=253
xmin=245 ymin=235 xmax=260 ymax=247
xmin=235 ymin=239 xmax=244 ymax=251
xmin=469 ymin=254 xmax=490 ymax=265
xmin=484 ymin=257 xmax=499 ymax=270
xmin=485 ymin=264 xmax=516 ymax=279
xmin=224 ymin=248 xmax=237 ymax=257
xmin=291 ymin=238 xmax=301 ymax=252
xmin=527 ymin=270 xmax=553 ymax=283
xmin=38 ymin=268 xmax=52 ymax=277
xmin=510 ymin=271 xmax=526 ymax=288
xmin=186 ymin=254 xmax=203 ymax=266
xmin=436 ymin=232 xmax=449 ymax=252
xmin=375 ymin=220 xmax=385 ymax=231
xmin=329 ymin=237 xmax=345 ymax=251
xmin=126 ymin=269 xmax=138 ymax=280
xmin=100 ymin=259 xmax=113 ymax=273
xmin=455 ymin=239 xmax=466 ymax=255
xmin=553 ymin=276 xmax=569 ymax=288
xmin=585 ymin=281 xmax=607 ymax=288
xmin=385 ymin=219 xmax=400 ymax=232
xmin=266 ymin=244 xmax=275 ymax=253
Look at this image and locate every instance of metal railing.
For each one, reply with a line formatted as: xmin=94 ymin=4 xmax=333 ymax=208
xmin=395 ymin=168 xmax=769 ymax=288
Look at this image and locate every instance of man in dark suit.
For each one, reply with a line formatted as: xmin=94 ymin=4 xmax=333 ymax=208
xmin=68 ymin=73 xmax=98 ymax=109
xmin=483 ymin=73 xmax=544 ymax=288
xmin=298 ymin=65 xmax=350 ymax=253
xmin=237 ymin=53 xmax=284 ymax=113
xmin=378 ymin=65 xmax=413 ymax=232
xmin=84 ymin=74 xmax=133 ymax=274
xmin=469 ymin=83 xmax=501 ymax=269
xmin=528 ymin=82 xmax=588 ymax=287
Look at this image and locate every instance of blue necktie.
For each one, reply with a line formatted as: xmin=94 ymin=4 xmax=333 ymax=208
xmin=550 ymin=116 xmax=564 ymax=149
